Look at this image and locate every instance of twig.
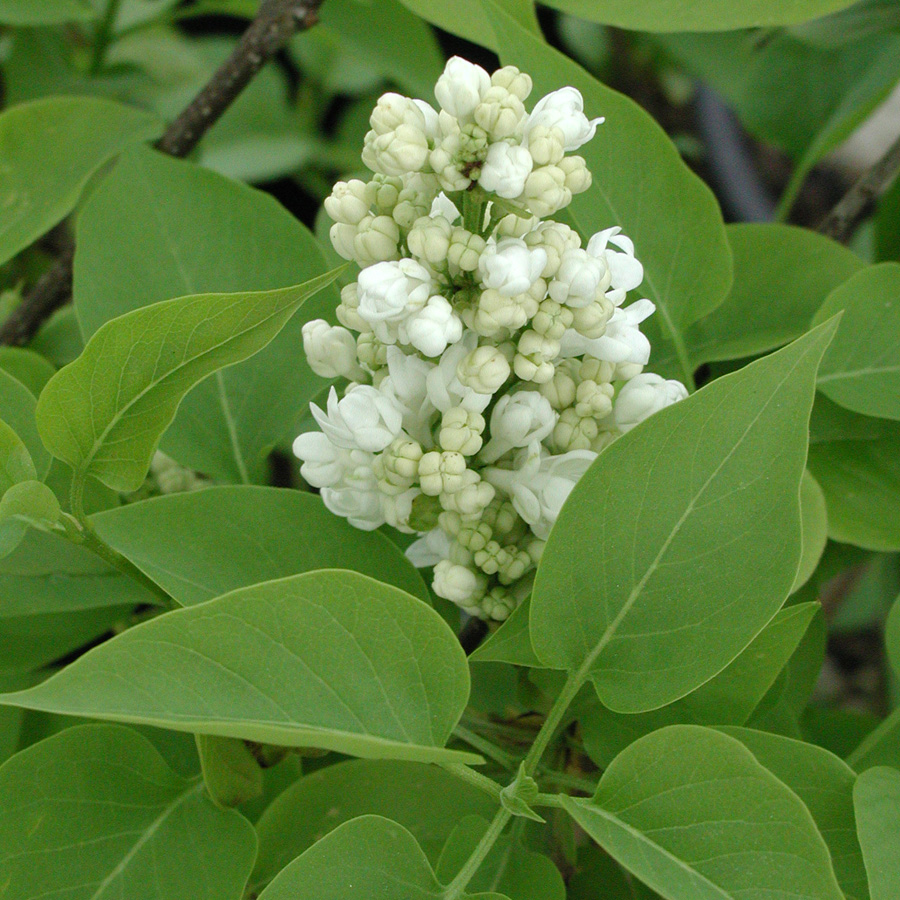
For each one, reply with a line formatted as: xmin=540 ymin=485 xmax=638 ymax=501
xmin=0 ymin=0 xmax=322 ymax=347
xmin=818 ymin=129 xmax=900 ymax=244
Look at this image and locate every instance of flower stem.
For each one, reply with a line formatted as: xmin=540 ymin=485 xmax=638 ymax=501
xmin=440 ymin=763 xmax=503 ymax=801
xmin=453 ymin=724 xmax=517 ymax=770
xmin=90 ymin=0 xmax=124 ymax=74
xmin=523 ymin=669 xmax=584 ymax=777
xmin=442 ymin=806 xmax=512 ymax=900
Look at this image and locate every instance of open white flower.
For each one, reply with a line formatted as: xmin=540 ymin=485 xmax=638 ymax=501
xmin=587 ymin=227 xmax=644 ymax=305
xmin=525 ymin=87 xmax=604 ymax=151
xmin=558 ymin=299 xmax=655 ymax=364
xmin=479 ymin=142 xmax=533 ymax=199
xmin=310 ymin=385 xmax=403 ymax=453
xmin=302 ymin=320 xmax=365 ymax=380
xmin=480 ymin=391 xmax=557 ymax=462
xmin=478 ymin=237 xmax=547 ymax=297
xmin=402 ymin=295 xmax=463 ymax=357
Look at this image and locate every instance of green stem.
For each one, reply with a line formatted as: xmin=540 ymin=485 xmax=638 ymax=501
xmin=68 ymin=474 xmax=177 ymax=609
xmin=453 ymin=725 xmax=517 ymax=770
xmin=440 ymin=763 xmax=503 ymax=802
xmin=523 ymin=670 xmax=584 ymax=777
xmin=463 ymin=189 xmax=486 ymax=236
xmin=442 ymin=807 xmax=512 ymax=900
xmin=90 ymin=0 xmax=124 ymax=75
xmin=533 ymin=792 xmax=566 ymax=809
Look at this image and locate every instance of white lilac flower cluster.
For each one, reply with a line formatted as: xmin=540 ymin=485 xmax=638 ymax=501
xmin=294 ymin=57 xmax=688 ymax=621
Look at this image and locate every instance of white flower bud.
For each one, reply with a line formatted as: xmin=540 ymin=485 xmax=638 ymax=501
xmin=430 ymin=140 xmax=473 ymax=193
xmin=402 ymin=295 xmax=463 ymax=357
xmin=525 ymin=124 xmax=565 ymax=167
xmin=575 ymin=379 xmax=614 ymax=418
xmin=407 ymin=215 xmax=452 ymax=265
xmin=433 ymin=559 xmax=487 ymax=606
xmin=614 ymin=373 xmax=688 ymax=433
xmin=425 ymin=332 xmax=492 ymax=414
xmin=524 ymin=87 xmax=604 ymax=151
xmin=381 ymin=487 xmax=420 ymax=533
xmin=302 ymin=319 xmax=365 ymax=380
xmin=524 ymin=221 xmax=581 ymax=278
xmin=571 ymin=297 xmax=613 ymax=338
xmin=587 ymin=227 xmax=644 ymax=306
xmin=441 ymin=472 xmax=495 ymax=516
xmin=418 ymin=450 xmax=468 ymax=496
xmin=474 ymin=86 xmax=527 ymax=140
xmin=549 ymin=248 xmax=609 ymax=308
xmin=392 ymin=187 xmax=431 ymax=230
xmin=480 ymin=390 xmax=557 ymax=462
xmin=513 ymin=330 xmax=558 ymax=384
xmin=356 ymin=331 xmax=388 ymax=371
xmin=616 ymin=361 xmax=644 ymax=381
xmin=378 ymin=437 xmax=424 ymax=492
xmin=531 ymin=298 xmax=573 ymax=340
xmin=559 ymin=155 xmax=592 ymax=194
xmin=558 ymin=299 xmax=655 ymax=365
xmin=478 ymin=237 xmax=547 ymax=297
xmin=539 ymin=368 xmax=577 ymax=410
xmin=310 ymin=385 xmax=402 ymax=453
xmin=335 ymin=283 xmax=367 ymax=333
xmin=369 ymin=92 xmax=428 ymax=135
xmin=491 ymin=65 xmax=532 ymax=101
xmin=370 ymin=175 xmax=403 ymax=214
xmin=470 ymin=289 xmax=531 ymax=338
xmin=435 ymin=56 xmax=491 ymax=121
xmin=495 ymin=211 xmax=541 ymax=238
xmin=324 ymin=179 xmax=372 ymax=225
xmin=552 ymin=408 xmax=598 ymax=453
xmin=329 ymin=222 xmax=358 ymax=261
xmin=522 ymin=165 xmax=571 ymax=217
xmin=456 ymin=345 xmax=511 ymax=394
xmin=478 ymin=142 xmax=534 ymax=199
xmin=440 ymin=406 xmax=485 ymax=456
xmin=447 ymin=227 xmax=486 ymax=272
xmin=353 ymin=214 xmax=401 ymax=265
xmin=363 ymin=122 xmax=430 ymax=177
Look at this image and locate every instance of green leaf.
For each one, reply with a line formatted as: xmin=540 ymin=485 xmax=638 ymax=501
xmin=887 ymin=595 xmax=900 ymax=676
xmin=0 ymin=570 xmax=477 ymax=764
xmin=0 ymin=480 xmax=60 ymax=558
xmin=196 ymin=734 xmax=263 ymax=809
xmin=848 ymin=707 xmax=900 ymax=772
xmin=540 ymin=0 xmax=861 ymax=30
xmin=251 ymin=759 xmax=496 ymax=890
xmin=74 ymin=147 xmax=339 ymax=484
xmin=92 ymin=485 xmax=429 ymax=605
xmin=399 ymin=0 xmax=539 ymax=51
xmin=813 ymin=263 xmax=900 ymax=421
xmin=257 ymin=814 xmax=506 ymax=900
xmin=436 ymin=815 xmax=566 ymax=899
xmin=853 ymin=767 xmax=900 ymax=900
xmin=531 ymin=322 xmax=836 ymax=713
xmin=38 ymin=268 xmax=342 ymax=493
xmin=684 ymin=224 xmax=864 ymax=369
xmin=0 ymin=724 xmax=256 ymax=900
xmin=564 ymin=725 xmax=845 ymax=900
xmin=581 ymin=603 xmax=819 ymax=767
xmin=469 ymin=595 xmax=542 ymax=666
xmin=487 ymin=2 xmax=732 ymax=382
xmin=808 ymin=423 xmax=900 ymax=551
xmin=0 ymin=347 xmax=57 ymax=398
xmin=0 ymin=98 xmax=160 ymax=267
xmin=0 ymin=0 xmax=93 ymax=25
xmin=795 ymin=470 xmax=829 ymax=592
xmin=0 ymin=369 xmax=50 ymax=481
xmin=0 ymin=418 xmax=36 ymax=495
xmin=718 ymin=727 xmax=869 ymax=900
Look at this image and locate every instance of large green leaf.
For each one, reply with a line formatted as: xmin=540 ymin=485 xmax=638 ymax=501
xmin=853 ymin=767 xmax=900 ymax=900
xmin=0 ymin=570 xmax=477 ymax=764
xmin=257 ymin=815 xmax=506 ymax=900
xmin=564 ymin=726 xmax=845 ymax=900
xmin=531 ymin=322 xmax=836 ymax=713
xmin=0 ymin=369 xmax=50 ymax=481
xmin=539 ymin=0 xmax=861 ymax=32
xmin=0 ymin=418 xmax=36 ymax=496
xmin=0 ymin=724 xmax=256 ymax=900
xmin=399 ymin=0 xmax=538 ymax=51
xmin=436 ymin=815 xmax=565 ymax=899
xmin=813 ymin=263 xmax=900 ymax=421
xmin=37 ymin=269 xmax=342 ymax=493
xmin=848 ymin=708 xmax=900 ymax=772
xmin=252 ymin=759 xmax=496 ymax=890
xmin=0 ymin=0 xmax=93 ymax=23
xmin=0 ymin=98 xmax=160 ymax=267
xmin=581 ymin=603 xmax=819 ymax=767
xmin=808 ymin=423 xmax=900 ymax=551
xmin=795 ymin=470 xmax=829 ymax=591
xmin=74 ymin=147 xmax=338 ymax=484
xmin=93 ymin=486 xmax=429 ymax=605
xmin=684 ymin=224 xmax=863 ymax=370
xmin=718 ymin=727 xmax=869 ymax=900
xmin=487 ymin=3 xmax=732 ymax=383
xmin=0 ymin=348 xmax=56 ymax=399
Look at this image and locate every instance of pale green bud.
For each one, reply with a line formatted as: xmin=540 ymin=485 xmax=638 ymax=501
xmin=418 ymin=450 xmax=467 ymax=496
xmin=470 ymin=290 xmax=530 ymax=338
xmin=513 ymin=330 xmax=558 ymax=384
xmin=433 ymin=559 xmax=487 ymax=607
xmin=379 ymin=437 xmax=424 ymax=492
xmin=559 ymin=154 xmax=592 ymax=194
xmin=407 ymin=215 xmax=453 ymax=265
xmin=370 ymin=175 xmax=403 ymax=214
xmin=337 ymin=283 xmax=370 ymax=333
xmin=474 ymin=86 xmax=527 ymax=140
xmin=356 ymin=331 xmax=388 ymax=370
xmin=440 ymin=406 xmax=485 ymax=456
xmin=552 ymin=407 xmax=598 ymax=452
xmin=438 ymin=510 xmax=462 ymax=536
xmin=525 ymin=125 xmax=565 ymax=167
xmin=491 ymin=65 xmax=533 ymax=101
xmin=579 ymin=356 xmax=616 ymax=385
xmin=447 ymin=226 xmax=486 ymax=272
xmin=571 ymin=297 xmax=613 ymax=338
xmin=524 ymin=222 xmax=581 ymax=279
xmin=575 ymin=379 xmax=614 ymax=419
xmin=353 ymin=214 xmax=400 ymax=265
xmin=531 ymin=298 xmax=573 ymax=340
xmin=482 ymin=497 xmax=520 ymax=537
xmin=457 ymin=521 xmax=492 ymax=552
xmin=539 ymin=368 xmax=577 ymax=410
xmin=324 ymin=179 xmax=372 ymax=225
xmin=329 ymin=222 xmax=358 ymax=261
xmin=479 ymin=585 xmax=516 ymax=621
xmin=392 ymin=188 xmax=431 ymax=230
xmin=522 ymin=165 xmax=571 ymax=217
xmin=457 ymin=345 xmax=511 ymax=394
xmin=498 ymin=547 xmax=532 ymax=584
xmin=442 ymin=474 xmax=495 ymax=516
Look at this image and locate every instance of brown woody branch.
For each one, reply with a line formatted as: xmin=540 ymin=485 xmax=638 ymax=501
xmin=818 ymin=130 xmax=900 ymax=244
xmin=0 ymin=0 xmax=323 ymax=347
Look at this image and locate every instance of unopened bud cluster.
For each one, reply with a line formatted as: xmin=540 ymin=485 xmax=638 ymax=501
xmin=294 ymin=57 xmax=687 ymax=621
